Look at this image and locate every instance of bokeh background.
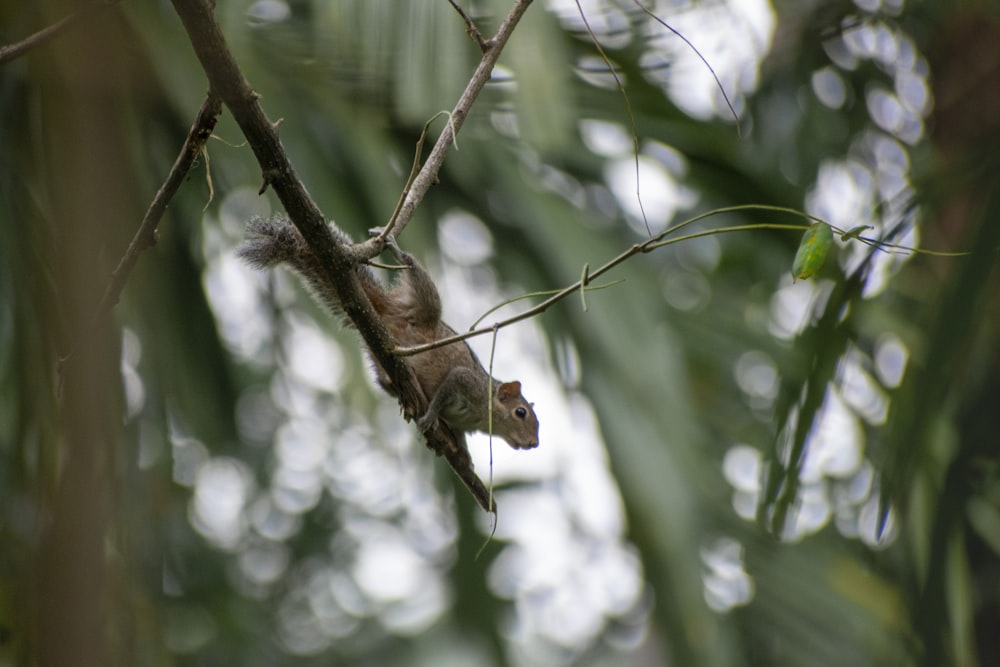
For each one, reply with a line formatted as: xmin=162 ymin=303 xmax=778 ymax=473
xmin=2 ymin=0 xmax=1000 ymax=665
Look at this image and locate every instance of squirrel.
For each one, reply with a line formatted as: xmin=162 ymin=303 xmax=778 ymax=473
xmin=238 ymin=215 xmax=539 ymax=451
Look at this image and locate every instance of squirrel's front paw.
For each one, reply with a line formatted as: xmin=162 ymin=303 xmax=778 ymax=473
xmin=368 ymin=228 xmax=409 ymax=264
xmin=416 ymin=411 xmax=437 ymax=434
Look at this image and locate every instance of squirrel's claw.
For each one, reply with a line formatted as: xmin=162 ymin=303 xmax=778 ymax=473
xmin=368 ymin=227 xmax=406 ymax=262
xmin=416 ymin=411 xmax=436 ymax=435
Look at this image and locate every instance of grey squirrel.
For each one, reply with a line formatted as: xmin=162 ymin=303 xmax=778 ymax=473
xmin=238 ymin=215 xmax=539 ymax=450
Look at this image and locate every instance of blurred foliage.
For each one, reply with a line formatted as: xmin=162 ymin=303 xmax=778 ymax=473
xmin=2 ymin=0 xmax=1000 ymax=666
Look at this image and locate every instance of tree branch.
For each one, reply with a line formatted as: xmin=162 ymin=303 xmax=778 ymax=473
xmin=362 ymin=0 xmax=535 ymax=252
xmin=447 ymin=0 xmax=488 ymax=50
xmin=57 ymin=91 xmax=223 ymax=395
xmin=97 ymin=92 xmax=222 ymax=316
xmin=0 ymin=0 xmax=118 ymax=65
xmin=168 ymin=0 xmax=532 ymax=513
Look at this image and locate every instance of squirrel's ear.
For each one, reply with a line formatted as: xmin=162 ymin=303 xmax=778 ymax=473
xmin=497 ymin=381 xmax=521 ymax=400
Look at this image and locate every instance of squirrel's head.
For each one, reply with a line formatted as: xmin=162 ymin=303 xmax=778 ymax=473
xmin=494 ymin=381 xmax=539 ymax=450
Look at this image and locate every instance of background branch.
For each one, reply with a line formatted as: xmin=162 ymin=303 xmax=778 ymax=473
xmin=57 ymin=92 xmax=223 ymax=391
xmin=97 ymin=92 xmax=222 ymax=317
xmin=0 ymin=0 xmax=117 ymax=65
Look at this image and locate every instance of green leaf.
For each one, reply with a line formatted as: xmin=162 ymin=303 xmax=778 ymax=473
xmin=792 ymin=223 xmax=834 ymax=280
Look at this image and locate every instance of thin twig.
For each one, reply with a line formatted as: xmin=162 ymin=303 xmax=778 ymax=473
xmin=632 ymin=0 xmax=741 ymax=133
xmin=0 ymin=0 xmax=118 ymax=65
xmin=447 ymin=0 xmax=488 ymax=50
xmin=574 ymin=0 xmax=651 ymax=236
xmin=371 ymin=0 xmax=535 ymax=247
xmin=475 ymin=325 xmax=501 ymax=559
xmin=97 ymin=92 xmax=223 ymax=316
xmin=395 ymin=205 xmax=827 ymax=356
xmin=379 ymin=111 xmax=451 ymax=242
xmin=57 ymin=92 xmax=223 ymax=385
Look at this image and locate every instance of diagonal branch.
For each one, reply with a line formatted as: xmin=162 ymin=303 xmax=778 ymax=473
xmin=168 ymin=0 xmax=538 ymax=513
xmin=361 ymin=0 xmax=535 ymax=252
xmin=96 ymin=92 xmax=222 ymax=317
xmin=168 ymin=0 xmax=417 ymax=406
xmin=57 ymin=91 xmax=223 ymax=392
xmin=0 ymin=0 xmax=118 ymax=65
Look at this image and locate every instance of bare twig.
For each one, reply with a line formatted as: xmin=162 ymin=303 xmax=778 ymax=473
xmin=447 ymin=0 xmax=488 ymax=50
xmin=365 ymin=0 xmax=535 ymax=251
xmin=632 ymin=0 xmax=741 ymax=133
xmin=97 ymin=92 xmax=222 ymax=316
xmin=574 ymin=0 xmax=651 ymax=236
xmin=0 ymin=0 xmax=117 ymax=65
xmin=56 ymin=92 xmax=223 ymax=390
xmin=381 ymin=112 xmax=449 ymax=240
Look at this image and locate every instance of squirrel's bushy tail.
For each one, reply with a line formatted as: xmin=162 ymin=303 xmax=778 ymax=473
xmin=238 ymin=215 xmax=325 ymax=269
xmin=238 ymin=215 xmax=385 ymax=317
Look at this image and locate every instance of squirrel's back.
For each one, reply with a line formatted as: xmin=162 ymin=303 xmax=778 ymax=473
xmin=238 ymin=215 xmax=539 ymax=450
xmin=237 ymin=215 xmax=479 ymax=399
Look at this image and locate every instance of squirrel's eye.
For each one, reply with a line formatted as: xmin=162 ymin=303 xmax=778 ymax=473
xmin=515 ymin=407 xmax=527 ymax=419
